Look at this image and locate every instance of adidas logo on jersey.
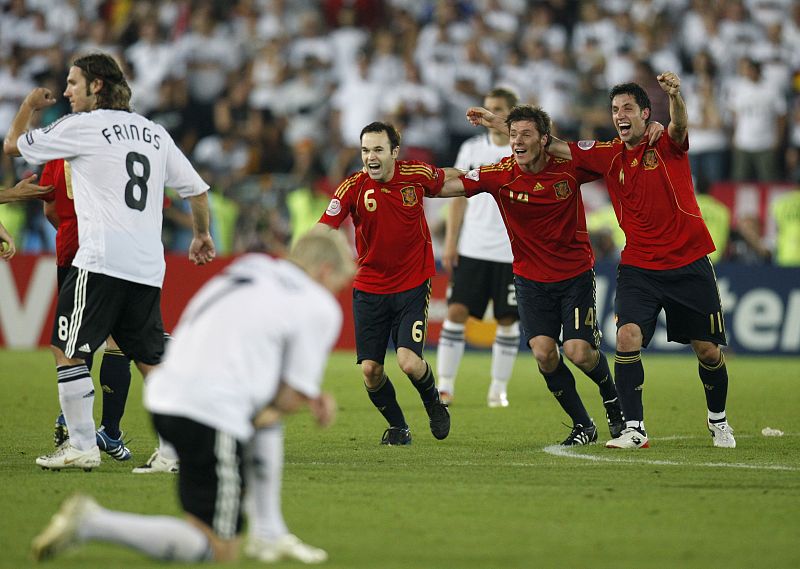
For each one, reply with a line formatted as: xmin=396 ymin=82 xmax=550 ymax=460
xmin=78 ymin=343 xmax=92 ymax=353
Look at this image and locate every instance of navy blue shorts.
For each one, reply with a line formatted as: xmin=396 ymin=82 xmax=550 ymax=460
xmin=615 ymin=256 xmax=727 ymax=347
xmin=353 ymin=280 xmax=431 ymax=364
xmin=448 ymin=255 xmax=518 ymax=321
xmin=514 ymin=270 xmax=601 ymax=348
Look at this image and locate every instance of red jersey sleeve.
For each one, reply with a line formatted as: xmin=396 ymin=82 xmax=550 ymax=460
xmin=568 ymin=140 xmax=620 ymax=179
xmin=319 ymin=171 xmax=361 ymax=229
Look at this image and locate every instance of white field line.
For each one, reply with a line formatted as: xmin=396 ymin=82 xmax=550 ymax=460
xmin=541 ymin=434 xmax=799 ymax=471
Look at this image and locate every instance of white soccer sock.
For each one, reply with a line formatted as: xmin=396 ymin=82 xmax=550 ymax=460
xmin=157 ymin=436 xmax=179 ymax=461
xmin=57 ymin=370 xmax=96 ymax=451
xmin=437 ymin=320 xmax=466 ymax=393
xmin=490 ymin=323 xmax=520 ymax=389
xmin=246 ymin=424 xmax=288 ymax=541
xmin=708 ymin=411 xmax=726 ymax=422
xmin=78 ymin=506 xmax=211 ymax=561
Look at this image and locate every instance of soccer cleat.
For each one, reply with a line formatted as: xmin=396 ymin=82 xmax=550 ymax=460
xmin=36 ymin=443 xmax=101 ymax=471
xmin=425 ymin=401 xmax=451 ymax=440
xmin=438 ymin=390 xmax=453 ymax=406
xmin=560 ymin=423 xmax=598 ymax=446
xmin=487 ymin=389 xmax=509 ymax=408
xmin=244 ymin=534 xmax=328 ymax=564
xmin=53 ymin=413 xmax=69 ymax=447
xmin=96 ymin=426 xmax=132 ymax=461
xmin=708 ymin=420 xmax=736 ymax=448
xmin=380 ymin=426 xmax=412 ymax=446
xmin=31 ymin=494 xmax=99 ymax=561
xmin=605 ymin=427 xmax=650 ymax=449
xmin=604 ymin=398 xmax=626 ymax=438
xmin=131 ymin=448 xmax=179 ymax=474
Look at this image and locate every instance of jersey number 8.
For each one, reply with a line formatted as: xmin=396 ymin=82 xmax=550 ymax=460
xmin=125 ymin=152 xmax=150 ymax=211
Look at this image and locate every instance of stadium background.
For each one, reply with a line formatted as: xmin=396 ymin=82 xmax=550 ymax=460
xmin=1 ymin=0 xmax=799 ymax=354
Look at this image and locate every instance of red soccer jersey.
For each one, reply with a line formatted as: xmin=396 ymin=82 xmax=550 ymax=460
xmin=40 ymin=159 xmax=78 ymax=268
xmin=569 ymin=135 xmax=715 ymax=269
xmin=319 ymin=160 xmax=445 ymax=294
xmin=460 ymin=155 xmax=597 ymax=282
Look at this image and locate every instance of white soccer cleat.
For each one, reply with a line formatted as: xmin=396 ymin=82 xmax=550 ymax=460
xmin=437 ymin=377 xmax=455 ymax=406
xmin=131 ymin=448 xmax=179 ymax=474
xmin=487 ymin=389 xmax=509 ymax=408
xmin=245 ymin=534 xmax=328 ymax=564
xmin=708 ymin=420 xmax=736 ymax=448
xmin=36 ymin=443 xmax=101 ymax=471
xmin=438 ymin=391 xmax=453 ymax=406
xmin=31 ymin=494 xmax=99 ymax=561
xmin=605 ymin=427 xmax=650 ymax=449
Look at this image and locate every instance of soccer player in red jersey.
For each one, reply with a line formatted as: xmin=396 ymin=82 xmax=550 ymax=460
xmin=467 ymin=73 xmax=734 ymax=449
xmin=317 ymin=121 xmax=450 ymax=445
xmin=39 ymin=158 xmax=134 ymax=461
xmin=438 ymin=105 xmax=624 ymax=446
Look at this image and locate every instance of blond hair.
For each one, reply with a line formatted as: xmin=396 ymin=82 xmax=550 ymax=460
xmin=289 ymin=227 xmax=355 ymax=282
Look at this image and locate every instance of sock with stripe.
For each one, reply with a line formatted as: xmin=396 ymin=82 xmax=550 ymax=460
xmin=99 ymin=349 xmax=132 ymax=439
xmin=615 ymin=350 xmax=644 ymax=426
xmin=584 ymin=351 xmax=618 ymax=402
xmin=699 ymin=352 xmax=729 ymax=415
xmin=490 ymin=323 xmax=520 ymax=393
xmin=77 ymin=505 xmax=211 ymax=561
xmin=246 ymin=424 xmax=288 ymax=541
xmin=408 ymin=361 xmax=440 ymax=407
xmin=366 ymin=375 xmax=407 ymax=428
xmin=540 ymin=357 xmax=592 ymax=426
xmin=57 ymin=364 xmax=96 ymax=451
xmin=436 ymin=319 xmax=465 ymax=395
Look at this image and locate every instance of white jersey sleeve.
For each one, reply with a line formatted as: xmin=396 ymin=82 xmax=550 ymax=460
xmin=16 ymin=113 xmax=85 ymax=164
xmin=453 ymin=134 xmax=514 ymax=263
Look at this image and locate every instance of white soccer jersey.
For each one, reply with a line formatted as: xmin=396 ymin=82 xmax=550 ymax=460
xmin=17 ymin=110 xmax=208 ymax=287
xmin=144 ymin=254 xmax=342 ymax=441
xmin=453 ymin=133 xmax=513 ymax=263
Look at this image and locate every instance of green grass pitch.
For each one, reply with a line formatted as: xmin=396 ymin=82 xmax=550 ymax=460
xmin=1 ymin=349 xmax=799 ymax=569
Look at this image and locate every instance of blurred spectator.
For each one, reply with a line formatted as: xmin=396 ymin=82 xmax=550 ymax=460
xmin=728 ymin=57 xmax=787 ymax=181
xmin=685 ymin=52 xmax=729 ymax=194
xmin=728 ymin=214 xmax=772 ymax=264
xmin=696 ymin=193 xmax=731 ymax=264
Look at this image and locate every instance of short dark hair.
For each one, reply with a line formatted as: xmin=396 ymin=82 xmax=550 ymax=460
xmin=505 ymin=105 xmax=552 ymax=146
xmin=360 ymin=121 xmax=401 ymax=150
xmin=73 ymin=52 xmax=132 ymax=112
xmin=486 ymin=87 xmax=519 ymax=109
xmin=609 ymin=82 xmax=651 ymax=116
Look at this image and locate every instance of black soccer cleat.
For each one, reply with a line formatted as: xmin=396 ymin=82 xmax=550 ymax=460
xmin=425 ymin=401 xmax=451 ymax=440
xmin=381 ymin=426 xmax=412 ymax=446
xmin=560 ymin=423 xmax=598 ymax=446
xmin=604 ymin=398 xmax=626 ymax=439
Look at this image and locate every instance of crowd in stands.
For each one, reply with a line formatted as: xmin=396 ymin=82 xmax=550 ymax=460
xmin=1 ymin=0 xmax=799 ymax=265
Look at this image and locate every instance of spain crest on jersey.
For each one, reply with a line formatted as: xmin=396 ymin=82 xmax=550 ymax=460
xmin=643 ymin=149 xmax=659 ymax=170
xmin=401 ymin=186 xmax=418 ymax=206
xmin=554 ymin=180 xmax=571 ymax=200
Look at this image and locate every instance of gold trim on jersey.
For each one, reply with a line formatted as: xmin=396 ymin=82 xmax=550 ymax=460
xmin=335 ymin=172 xmax=361 ymax=199
xmin=64 ymin=161 xmax=74 ymax=200
xmin=399 ymin=164 xmax=436 ymax=179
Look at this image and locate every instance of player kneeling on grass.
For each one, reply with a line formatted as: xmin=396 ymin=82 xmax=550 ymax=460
xmin=31 ymin=229 xmax=355 ymax=564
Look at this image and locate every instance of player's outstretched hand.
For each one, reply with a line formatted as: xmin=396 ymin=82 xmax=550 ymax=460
xmin=657 ymin=72 xmax=681 ymax=95
xmin=0 ymin=225 xmax=16 ymax=260
xmin=189 ymin=233 xmax=216 ymax=265
xmin=24 ymin=88 xmax=57 ymax=111
xmin=645 ymin=121 xmax=665 ymax=146
xmin=10 ymin=174 xmax=54 ymax=200
xmin=466 ymin=106 xmax=504 ymax=131
xmin=309 ymin=392 xmax=336 ymax=428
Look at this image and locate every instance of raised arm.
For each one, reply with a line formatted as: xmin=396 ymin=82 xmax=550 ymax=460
xmin=3 ymin=88 xmax=57 ymax=156
xmin=187 ymin=192 xmax=216 ymax=265
xmin=657 ymin=72 xmax=688 ymax=145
